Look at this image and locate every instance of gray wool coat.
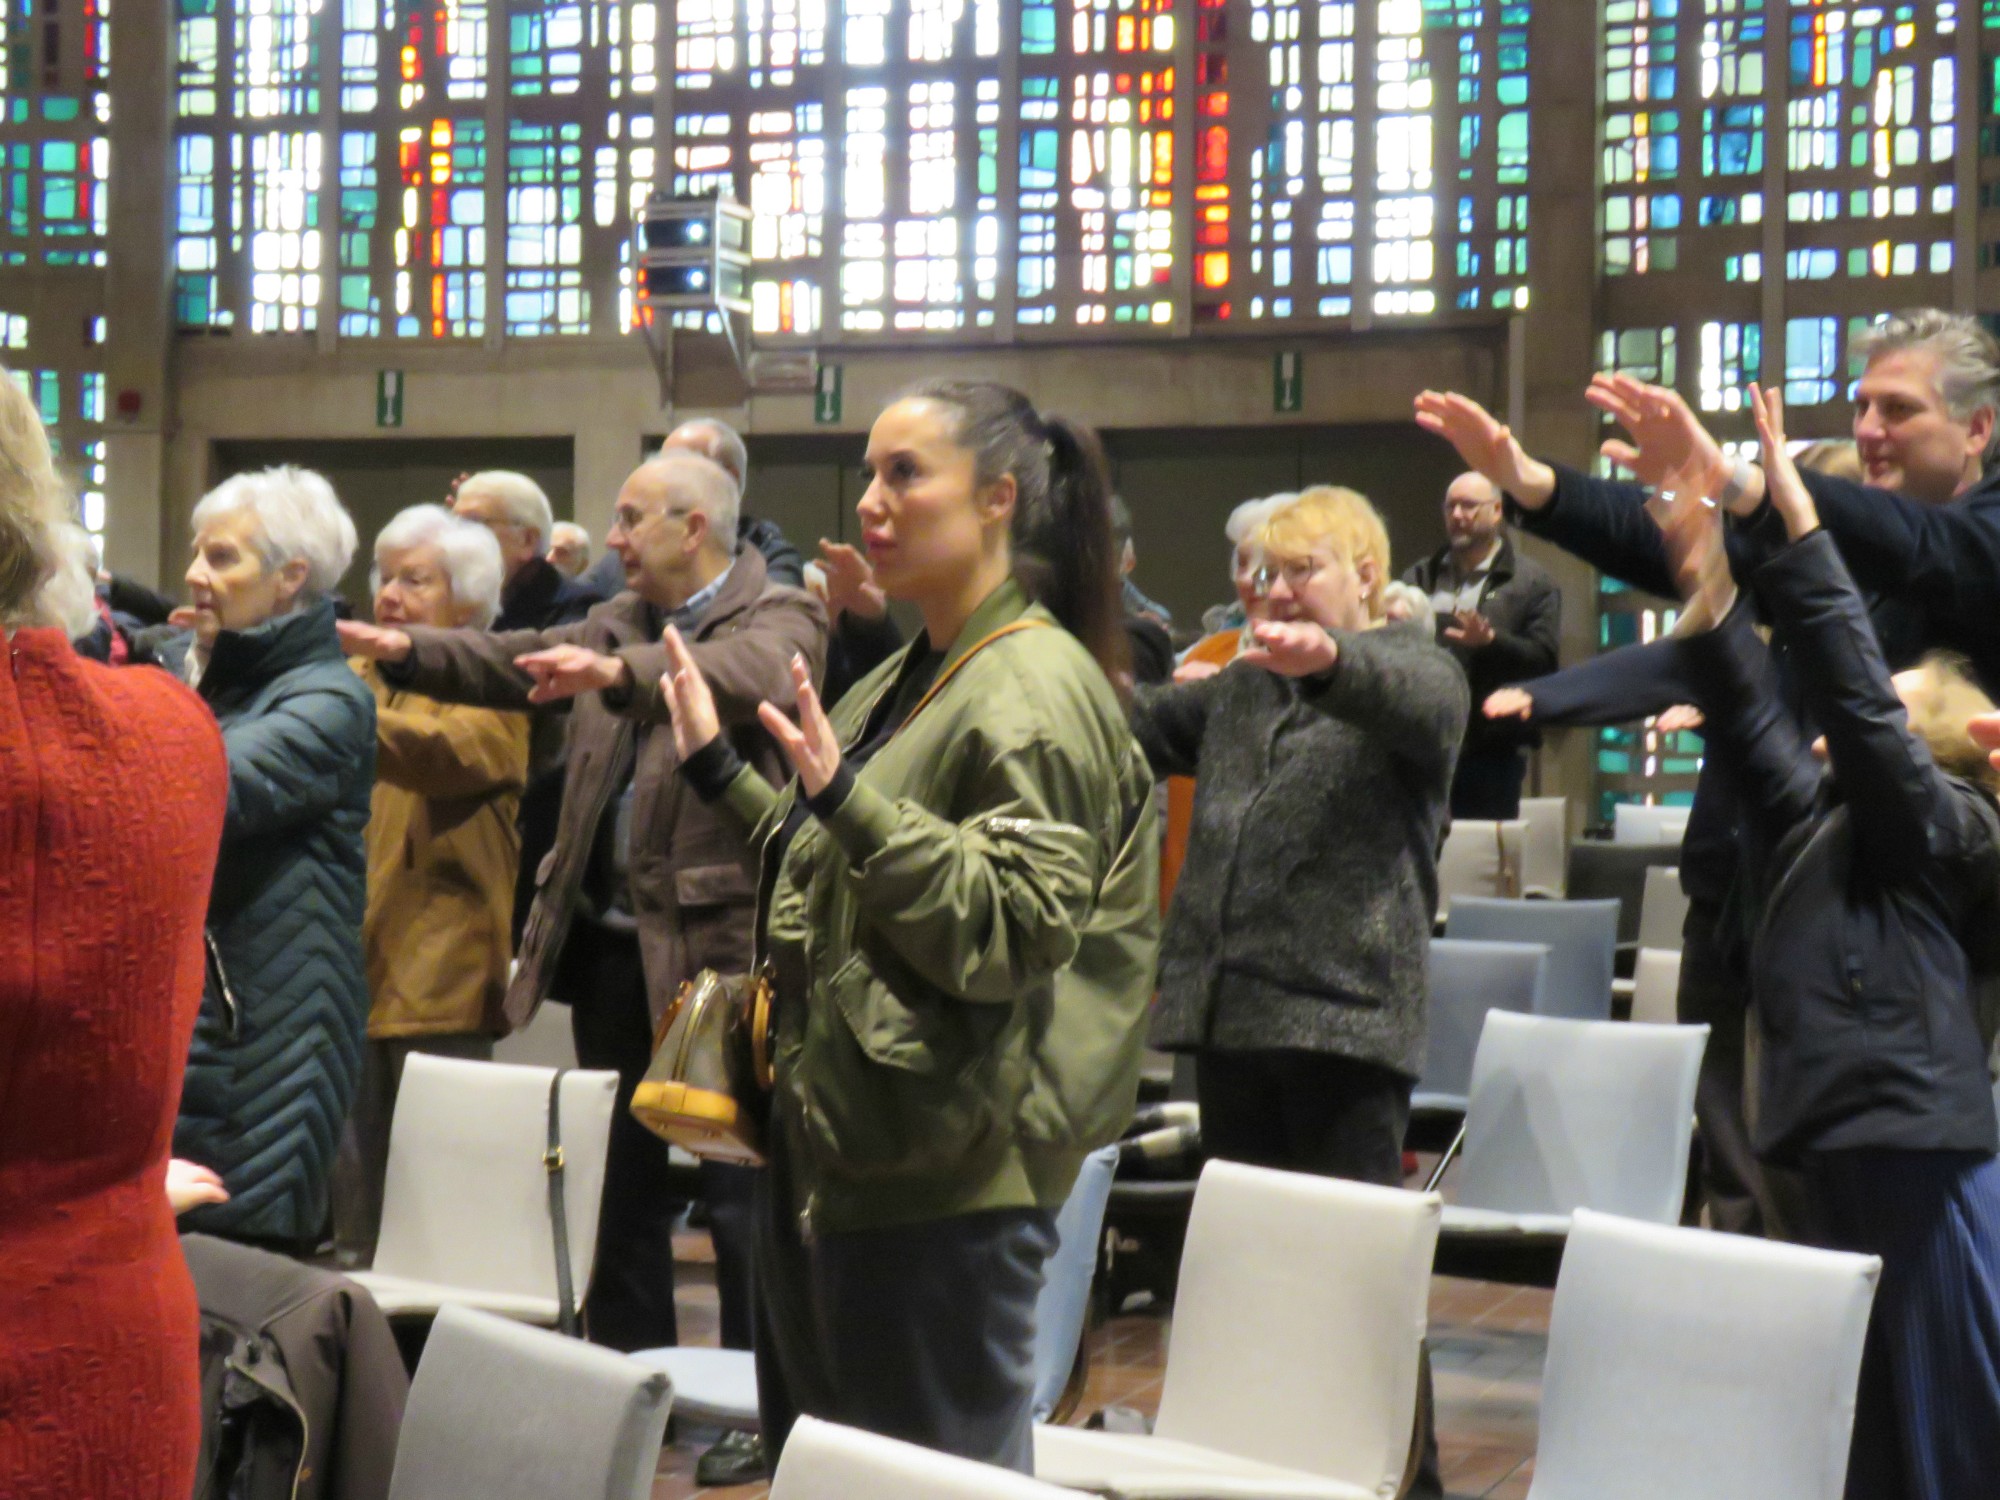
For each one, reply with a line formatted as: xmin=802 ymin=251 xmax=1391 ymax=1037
xmin=1135 ymin=622 xmax=1469 ymax=1079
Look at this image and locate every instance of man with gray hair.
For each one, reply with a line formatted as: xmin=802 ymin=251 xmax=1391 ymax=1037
xmin=453 ymin=469 xmax=599 ymax=632
xmin=340 ymin=451 xmax=827 ymax=1359
xmin=581 ymin=416 xmax=806 ymax=599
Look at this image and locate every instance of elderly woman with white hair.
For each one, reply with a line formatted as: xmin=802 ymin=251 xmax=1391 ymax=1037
xmin=0 ymin=369 xmax=228 ymax=1497
xmin=332 ymin=504 xmax=530 ymax=1263
xmin=154 ymin=465 xmax=378 ymax=1252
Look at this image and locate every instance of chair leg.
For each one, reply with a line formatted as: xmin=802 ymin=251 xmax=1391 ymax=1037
xmin=1421 ymin=1124 xmax=1467 ymax=1194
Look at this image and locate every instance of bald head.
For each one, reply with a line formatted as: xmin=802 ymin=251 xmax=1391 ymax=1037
xmin=607 ymin=451 xmax=742 ymax=609
xmin=1443 ymin=471 xmax=1504 ymax=557
xmin=661 ymin=418 xmax=749 ymax=491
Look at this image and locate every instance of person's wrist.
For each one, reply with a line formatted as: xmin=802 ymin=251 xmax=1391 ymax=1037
xmin=1508 ymin=457 xmax=1557 ymax=511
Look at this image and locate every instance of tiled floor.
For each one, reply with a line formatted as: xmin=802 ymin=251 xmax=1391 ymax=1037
xmin=649 ymin=1231 xmax=1548 ymax=1500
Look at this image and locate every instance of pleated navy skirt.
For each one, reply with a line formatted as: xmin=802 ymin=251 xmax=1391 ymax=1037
xmin=1808 ymin=1147 xmax=2000 ymax=1500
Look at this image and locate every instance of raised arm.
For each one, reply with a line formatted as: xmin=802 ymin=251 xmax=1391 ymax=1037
xmin=1494 ymin=635 xmax=1702 ymax=730
xmin=607 ymin=590 xmax=828 ymax=726
xmin=1309 ymin=624 xmax=1470 ymax=778
xmin=1128 ymin=671 xmax=1224 ymax=779
xmin=342 ymin=618 xmax=591 ymax=710
xmin=1745 ymin=385 xmax=1988 ymax=873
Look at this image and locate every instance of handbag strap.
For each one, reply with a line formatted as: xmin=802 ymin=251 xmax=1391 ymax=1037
xmin=544 ymin=1069 xmax=579 ymax=1337
xmin=893 ymin=618 xmax=1052 ymax=738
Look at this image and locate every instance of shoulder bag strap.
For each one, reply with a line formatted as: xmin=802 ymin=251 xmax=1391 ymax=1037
xmin=894 ymin=618 xmax=1053 ymax=737
xmin=544 ymin=1068 xmax=578 ymax=1337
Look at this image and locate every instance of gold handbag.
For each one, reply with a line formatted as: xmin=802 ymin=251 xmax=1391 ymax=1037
xmin=629 ymin=966 xmax=774 ymax=1166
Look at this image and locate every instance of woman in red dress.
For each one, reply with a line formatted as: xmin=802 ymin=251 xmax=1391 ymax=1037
xmin=0 ymin=372 xmax=228 ymax=1497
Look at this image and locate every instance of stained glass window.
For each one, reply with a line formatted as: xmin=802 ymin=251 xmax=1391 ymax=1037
xmin=0 ymin=0 xmax=109 ymax=548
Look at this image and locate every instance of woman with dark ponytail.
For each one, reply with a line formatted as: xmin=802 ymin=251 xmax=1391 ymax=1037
xmin=661 ymin=380 xmax=1159 ymax=1472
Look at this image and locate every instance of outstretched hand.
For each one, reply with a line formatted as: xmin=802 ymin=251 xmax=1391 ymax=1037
xmin=1484 ymin=686 xmax=1534 ymax=721
xmin=660 ymin=625 xmax=721 ymax=762
xmin=167 ymin=1158 xmax=229 ymax=1214
xmin=1969 ymin=713 xmax=2000 ymax=774
xmin=337 ymin=619 xmax=414 ymax=663
xmin=1748 ymin=382 xmax=1820 ymax=542
xmin=1587 ymin=373 xmax=1733 ymax=500
xmin=515 ymin=644 xmax=628 ymax=705
xmin=1240 ymin=619 xmax=1340 ymax=677
xmin=758 ymin=656 xmax=843 ymax=797
xmin=1412 ymin=390 xmax=1557 ymax=510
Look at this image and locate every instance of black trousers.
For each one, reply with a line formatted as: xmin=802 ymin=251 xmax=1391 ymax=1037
xmin=1195 ymin=1048 xmax=1442 ymax=1500
xmin=1678 ymin=899 xmax=1813 ymax=1241
xmin=754 ymin=1123 xmax=1058 ymax=1474
xmin=1448 ymin=746 xmax=1528 ymax=822
xmin=565 ymin=926 xmax=759 ymax=1352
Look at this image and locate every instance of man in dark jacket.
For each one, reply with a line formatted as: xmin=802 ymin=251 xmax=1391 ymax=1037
xmin=1401 ymin=474 xmax=1560 ymax=819
xmin=340 ymin=453 xmax=827 ymax=1366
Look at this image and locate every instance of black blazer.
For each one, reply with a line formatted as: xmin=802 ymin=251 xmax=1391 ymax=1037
xmin=1687 ymin=530 xmax=2000 ymax=1166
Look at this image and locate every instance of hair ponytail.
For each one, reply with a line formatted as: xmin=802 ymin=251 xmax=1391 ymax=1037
xmin=1019 ymin=415 xmax=1129 ymax=696
xmin=899 ymin=379 xmax=1131 ymax=698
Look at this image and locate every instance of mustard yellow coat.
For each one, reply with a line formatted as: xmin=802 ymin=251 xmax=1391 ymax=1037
xmin=353 ymin=660 xmax=530 ymax=1039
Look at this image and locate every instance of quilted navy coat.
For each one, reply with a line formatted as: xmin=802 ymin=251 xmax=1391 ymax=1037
xmin=158 ymin=601 xmax=376 ymax=1242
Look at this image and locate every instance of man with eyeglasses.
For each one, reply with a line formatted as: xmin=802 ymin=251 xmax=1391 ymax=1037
xmin=341 ymin=452 xmax=827 ymax=1357
xmin=1401 ymin=472 xmax=1561 ymax=819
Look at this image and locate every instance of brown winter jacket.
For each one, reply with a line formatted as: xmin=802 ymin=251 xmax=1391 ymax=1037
xmin=386 ymin=550 xmax=827 ymax=1029
xmin=352 ymin=661 xmax=530 ymax=1039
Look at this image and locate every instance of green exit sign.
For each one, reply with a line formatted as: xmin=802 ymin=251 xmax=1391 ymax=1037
xmin=376 ymin=370 xmax=404 ymax=428
xmin=814 ymin=363 xmax=843 ymax=425
xmin=1273 ymin=351 xmax=1302 ymax=413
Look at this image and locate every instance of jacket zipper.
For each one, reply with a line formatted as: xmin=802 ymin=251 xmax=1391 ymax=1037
xmin=206 ymin=930 xmax=240 ymax=1038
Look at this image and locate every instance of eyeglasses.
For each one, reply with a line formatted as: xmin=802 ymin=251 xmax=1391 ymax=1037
xmin=1248 ymin=557 xmax=1327 ymax=595
xmin=611 ymin=503 xmax=696 ymax=534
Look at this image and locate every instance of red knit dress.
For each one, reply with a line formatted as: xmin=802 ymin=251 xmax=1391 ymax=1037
xmin=0 ymin=628 xmax=228 ymax=1498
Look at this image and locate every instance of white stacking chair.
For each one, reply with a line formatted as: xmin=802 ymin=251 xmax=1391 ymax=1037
xmin=1034 ymin=1161 xmax=1441 ymax=1500
xmin=1635 ymin=865 xmax=1691 ymax=952
xmin=1527 ymin=1210 xmax=1880 ymax=1500
xmin=1613 ymin=801 xmax=1690 ymax=847
xmin=1430 ymin=1012 xmax=1708 ymax=1244
xmin=386 ymin=1305 xmax=672 ymax=1500
xmin=350 ymin=1055 xmax=617 ymax=1325
xmin=1518 ymin=796 xmax=1569 ymax=897
xmin=1628 ymin=948 xmax=1683 ymax=1026
xmin=1436 ymin=818 xmax=1527 ymax=921
xmin=1413 ymin=937 xmax=1550 ymax=1118
xmin=774 ymin=1417 xmax=1076 ymax=1500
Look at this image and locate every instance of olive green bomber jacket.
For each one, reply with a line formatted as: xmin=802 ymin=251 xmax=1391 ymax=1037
xmin=714 ymin=579 xmax=1160 ymax=1236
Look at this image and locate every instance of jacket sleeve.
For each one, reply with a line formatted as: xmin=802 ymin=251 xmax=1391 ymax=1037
xmin=814 ymin=721 xmax=1125 ymax=1004
xmin=1795 ymin=470 xmax=2000 ymax=636
xmin=1753 ymin=528 xmax=1993 ymax=875
xmin=1677 ymin=594 xmax=1820 ymax=862
xmin=1310 ymin=627 xmax=1470 ymax=778
xmin=606 ymin=591 xmax=829 ymax=727
xmin=1508 ymin=464 xmax=1681 ymax=598
xmin=1476 ymin=568 xmax=1561 ymax=680
xmin=1514 ymin=636 xmax=1702 ymax=728
xmin=374 ymin=700 xmax=530 ymax=799
xmin=221 ymin=680 xmax=377 ymax=842
xmin=742 ymin=517 xmax=808 ymax=588
xmin=1128 ymin=673 xmax=1222 ymax=778
xmin=392 ymin=622 xmax=591 ymax=709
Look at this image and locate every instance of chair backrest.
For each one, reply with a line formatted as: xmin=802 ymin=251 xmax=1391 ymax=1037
xmin=1518 ymin=796 xmax=1569 ymax=897
xmin=1630 ymin=948 xmax=1683 ymax=1027
xmin=1456 ymin=1012 xmax=1708 ymax=1224
xmin=386 ymin=1305 xmax=671 ymax=1500
xmin=1566 ymin=840 xmax=1679 ymax=946
xmin=1414 ymin=938 xmax=1551 ymax=1112
xmin=1613 ymin=801 xmax=1690 ymax=847
xmin=491 ymin=999 xmax=578 ymax=1070
xmin=1155 ymin=1161 xmax=1442 ymax=1494
xmin=773 ymin=1417 xmax=1075 ymax=1500
xmin=1443 ymin=897 xmax=1620 ymax=1021
xmin=1437 ymin=819 xmax=1528 ymax=917
xmin=373 ymin=1056 xmax=618 ymax=1304
xmin=1635 ymin=866 xmax=1691 ymax=952
xmin=1530 ymin=1210 xmax=1879 ymax=1500
xmin=1030 ymin=1145 xmax=1120 ymax=1421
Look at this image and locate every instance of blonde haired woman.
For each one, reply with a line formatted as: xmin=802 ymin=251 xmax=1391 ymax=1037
xmin=1131 ymin=484 xmax=1467 ymax=1496
xmin=0 ymin=370 xmax=229 ymax=1497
